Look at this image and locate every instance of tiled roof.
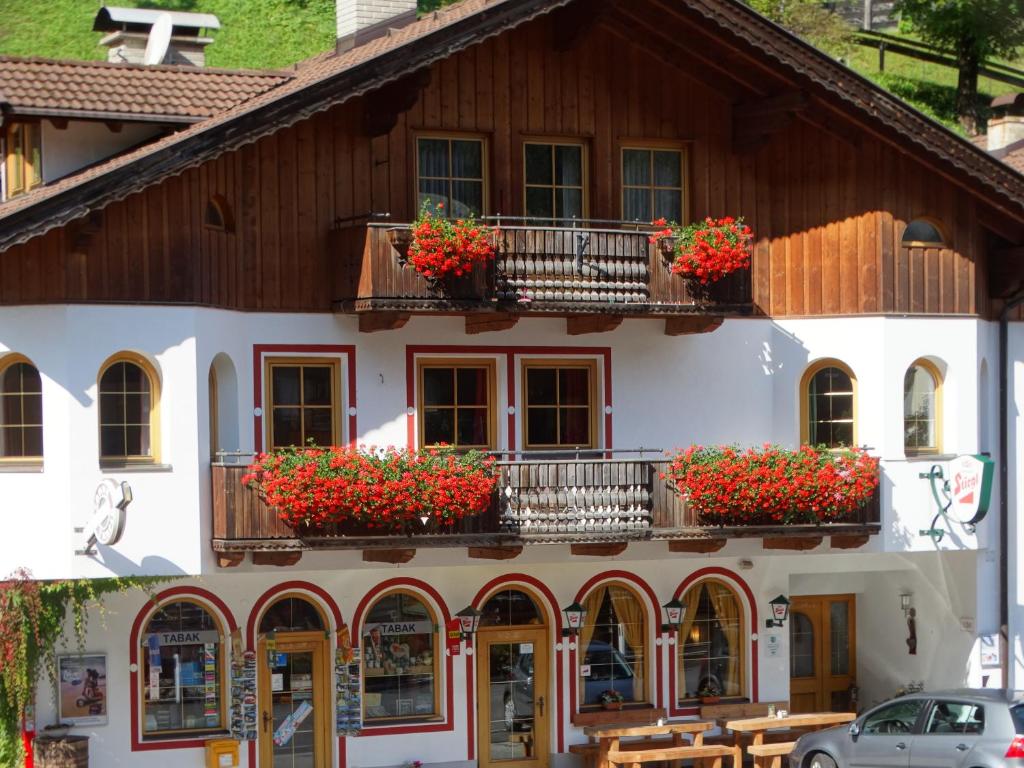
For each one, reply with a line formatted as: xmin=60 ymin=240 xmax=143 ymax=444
xmin=0 ymin=56 xmax=291 ymax=121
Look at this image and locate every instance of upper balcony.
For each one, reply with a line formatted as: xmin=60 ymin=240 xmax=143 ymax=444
xmin=333 ymin=217 xmax=754 ymax=334
xmin=211 ymin=452 xmax=880 ymax=567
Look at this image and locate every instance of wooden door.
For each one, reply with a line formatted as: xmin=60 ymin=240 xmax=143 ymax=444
xmin=258 ymin=632 xmax=330 ymax=768
xmin=789 ymin=595 xmax=856 ymax=713
xmin=477 ymin=627 xmax=549 ymax=768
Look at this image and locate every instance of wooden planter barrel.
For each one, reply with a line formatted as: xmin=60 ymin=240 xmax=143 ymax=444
xmin=34 ymin=736 xmax=89 ymax=768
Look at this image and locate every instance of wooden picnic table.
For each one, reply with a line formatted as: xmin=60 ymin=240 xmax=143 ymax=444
xmin=582 ymin=720 xmax=715 ymax=768
xmin=718 ymin=711 xmax=856 ymax=761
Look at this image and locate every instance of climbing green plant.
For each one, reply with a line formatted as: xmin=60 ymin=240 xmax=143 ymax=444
xmin=0 ymin=569 xmax=172 ymax=766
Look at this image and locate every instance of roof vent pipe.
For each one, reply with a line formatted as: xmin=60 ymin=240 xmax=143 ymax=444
xmin=336 ymin=0 xmax=418 ymax=53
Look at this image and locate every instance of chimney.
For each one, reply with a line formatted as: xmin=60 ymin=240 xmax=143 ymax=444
xmin=93 ymin=7 xmax=221 ymax=67
xmin=336 ymin=0 xmax=418 ymax=53
xmin=987 ymin=93 xmax=1024 ymax=154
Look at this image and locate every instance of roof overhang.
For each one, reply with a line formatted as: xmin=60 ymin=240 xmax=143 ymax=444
xmin=5 ymin=106 xmax=198 ymax=125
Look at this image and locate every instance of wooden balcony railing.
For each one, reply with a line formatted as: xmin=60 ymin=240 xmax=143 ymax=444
xmin=333 ymin=219 xmax=752 ymax=315
xmin=211 ymin=454 xmax=880 ymax=563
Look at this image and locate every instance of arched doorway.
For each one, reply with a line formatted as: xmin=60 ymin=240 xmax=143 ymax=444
xmin=257 ymin=595 xmax=330 ymax=768
xmin=476 ymin=588 xmax=549 ymax=768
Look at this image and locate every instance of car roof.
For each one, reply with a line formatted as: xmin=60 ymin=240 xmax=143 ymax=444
xmin=900 ymin=689 xmax=1024 ymax=705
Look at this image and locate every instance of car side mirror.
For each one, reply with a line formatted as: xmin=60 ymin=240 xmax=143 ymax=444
xmin=849 ymin=722 xmax=861 ymax=738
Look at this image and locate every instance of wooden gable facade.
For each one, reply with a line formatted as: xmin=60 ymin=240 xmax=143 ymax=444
xmin=1 ymin=0 xmax=1021 ymax=319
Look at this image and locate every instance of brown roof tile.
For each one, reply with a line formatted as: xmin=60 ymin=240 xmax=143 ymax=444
xmin=0 ymin=56 xmax=292 ymax=121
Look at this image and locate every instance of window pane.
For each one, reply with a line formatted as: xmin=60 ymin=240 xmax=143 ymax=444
xmin=525 ymin=187 xmax=553 ymax=219
xmin=456 ymin=408 xmax=488 ymax=446
xmin=789 ymin=612 xmax=815 ymax=678
xmin=653 ymin=150 xmax=682 ymax=186
xmin=623 ymin=188 xmax=650 ymax=223
xmin=304 ymin=408 xmax=333 ymax=446
xmin=101 ymin=425 xmax=125 ymax=457
xmin=808 ymin=366 xmax=855 ymax=448
xmin=1 ymin=364 xmax=22 ymax=392
xmin=904 ymin=365 xmax=936 ymax=450
xmin=560 ymin=408 xmax=589 ymax=446
xmin=456 ymin=367 xmax=488 ymax=406
xmin=580 ymin=586 xmax=646 ymax=705
xmin=423 ymin=408 xmax=455 ymax=445
xmin=18 ymin=364 xmax=41 ymax=393
xmin=273 ymin=408 xmax=302 ymax=447
xmin=525 ymin=144 xmax=552 ymax=185
xmin=2 ymin=394 xmax=21 ymax=425
xmin=678 ymin=582 xmax=744 ymax=701
xmin=623 ymin=149 xmax=650 ymax=186
xmin=527 ymin=408 xmax=557 ymax=446
xmin=452 ymin=140 xmax=482 ymax=179
xmin=418 ymin=138 xmax=449 ymax=178
xmin=418 ymin=179 xmax=449 ymax=211
xmin=22 ymin=392 xmax=41 ymax=425
xmin=122 ymin=362 xmax=147 ymax=392
xmin=272 ymin=367 xmax=301 ymax=406
xmin=364 ymin=594 xmax=437 ymax=721
xmin=559 ymin=368 xmax=590 ymax=405
xmin=555 ymin=188 xmax=583 ymax=221
xmin=479 ymin=589 xmax=541 ymax=627
xmin=654 ymin=190 xmax=682 ymax=223
xmin=450 ymin=180 xmax=483 ymax=218
xmin=830 ymin=601 xmax=850 ymax=676
xmin=124 ymin=393 xmax=149 ymax=425
xmin=125 ymin=424 xmax=149 ymax=456
xmin=526 ymin=369 xmax=557 ymax=405
xmin=99 ymin=393 xmax=123 ymax=424
xmin=23 ymin=426 xmax=42 ymax=457
xmin=259 ymin=597 xmax=324 ymax=633
xmin=303 ymin=366 xmax=332 ymax=407
xmin=555 ymin=145 xmax=582 ymax=186
xmin=1 ymin=427 xmax=23 ymax=456
xmin=423 ymin=368 xmax=455 ymax=406
xmin=902 ymin=220 xmax=944 ymax=245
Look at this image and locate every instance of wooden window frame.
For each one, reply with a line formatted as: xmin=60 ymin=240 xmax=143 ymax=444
xmin=98 ymin=352 xmax=161 ymax=466
xmin=0 ymin=353 xmax=43 ymax=465
xmin=799 ymin=358 xmax=858 ymax=449
xmin=413 ymin=132 xmax=490 ymax=217
xmin=263 ymin=357 xmax=343 ymax=451
xmin=138 ymin=597 xmax=229 ymax=740
xmin=619 ymin=141 xmax=689 ymax=225
xmin=361 ymin=588 xmax=443 ymax=725
xmin=904 ymin=358 xmax=943 ymax=457
xmin=901 ymin=217 xmax=948 ymax=248
xmin=416 ymin=357 xmax=497 ymax=450
xmin=3 ymin=120 xmax=42 ymax=199
xmin=675 ymin=578 xmax=747 ymax=706
xmin=521 ymin=358 xmax=599 ymax=451
xmin=522 ymin=137 xmax=589 ymax=221
xmin=577 ymin=581 xmax=650 ymax=711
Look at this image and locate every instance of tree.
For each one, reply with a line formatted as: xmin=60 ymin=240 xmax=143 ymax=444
xmin=895 ymin=0 xmax=1024 ymax=133
xmin=747 ymin=0 xmax=856 ymax=59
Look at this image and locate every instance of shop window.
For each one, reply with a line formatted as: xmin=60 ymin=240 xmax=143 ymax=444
xmin=622 ymin=146 xmax=685 ymax=223
xmin=416 ymin=135 xmax=486 ymax=217
xmin=578 ymin=584 xmax=647 ymax=707
xmin=140 ymin=600 xmax=225 ymax=737
xmin=524 ymin=141 xmax=585 ymax=223
xmin=0 ymin=356 xmax=43 ymax=460
xmin=801 ymin=360 xmax=856 ymax=448
xmin=902 ymin=219 xmax=946 ymax=247
xmin=523 ymin=360 xmax=596 ymax=450
xmin=362 ymin=591 xmax=439 ymax=722
xmin=259 ymin=596 xmax=325 ymax=633
xmin=479 ymin=589 xmax=543 ymax=627
xmin=98 ymin=354 xmax=159 ymax=463
xmin=677 ymin=580 xmax=745 ymax=702
xmin=4 ymin=121 xmax=41 ymax=199
xmin=904 ymin=359 xmax=942 ymax=455
xmin=417 ymin=359 xmax=496 ymax=449
xmin=265 ymin=358 xmax=341 ymax=450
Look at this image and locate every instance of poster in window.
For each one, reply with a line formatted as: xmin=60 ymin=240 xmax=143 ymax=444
xmin=58 ymin=653 xmax=108 ymax=725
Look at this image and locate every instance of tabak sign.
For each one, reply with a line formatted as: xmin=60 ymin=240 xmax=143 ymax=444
xmin=948 ymin=454 xmax=993 ymax=525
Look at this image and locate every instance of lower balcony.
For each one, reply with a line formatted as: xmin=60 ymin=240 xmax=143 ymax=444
xmin=211 ymin=453 xmax=880 ymax=567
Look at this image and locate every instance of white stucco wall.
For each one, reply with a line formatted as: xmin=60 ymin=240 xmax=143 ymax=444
xmin=41 ymin=120 xmax=164 ymax=183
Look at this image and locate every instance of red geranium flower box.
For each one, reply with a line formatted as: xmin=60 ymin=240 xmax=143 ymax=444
xmin=650 ymin=216 xmax=753 ymax=285
xmin=399 ymin=202 xmax=498 ymax=282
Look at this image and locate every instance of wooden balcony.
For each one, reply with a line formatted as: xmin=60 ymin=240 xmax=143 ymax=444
xmin=211 ymin=454 xmax=880 ymax=566
xmin=332 ymin=219 xmax=753 ymax=333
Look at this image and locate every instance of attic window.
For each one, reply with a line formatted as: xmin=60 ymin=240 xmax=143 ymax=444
xmin=902 ymin=219 xmax=946 ymax=247
xmin=204 ymin=195 xmax=234 ymax=233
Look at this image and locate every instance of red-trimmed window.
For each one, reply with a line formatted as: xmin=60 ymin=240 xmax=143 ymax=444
xmin=676 ymin=579 xmax=745 ymax=703
xmin=577 ymin=583 xmax=648 ymax=708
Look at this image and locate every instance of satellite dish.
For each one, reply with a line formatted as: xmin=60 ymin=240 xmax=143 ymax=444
xmin=143 ymin=12 xmax=173 ymax=66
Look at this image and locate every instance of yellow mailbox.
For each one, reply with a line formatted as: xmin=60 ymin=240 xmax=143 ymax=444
xmin=205 ymin=738 xmax=240 ymax=768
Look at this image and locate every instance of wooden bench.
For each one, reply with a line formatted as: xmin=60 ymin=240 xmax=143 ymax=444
xmin=569 ymin=737 xmax=689 ymax=768
xmin=748 ymin=741 xmax=797 ymax=768
xmin=607 ymin=744 xmax=737 ymax=768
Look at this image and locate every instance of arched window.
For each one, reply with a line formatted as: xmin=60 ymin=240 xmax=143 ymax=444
xmin=362 ymin=591 xmax=439 ymax=722
xmin=905 ymin=359 xmax=942 ymax=454
xmin=801 ymin=360 xmax=856 ymax=448
xmin=204 ymin=195 xmax=234 ymax=233
xmin=140 ymin=599 xmax=225 ymax=736
xmin=677 ymin=580 xmax=745 ymax=702
xmin=98 ymin=354 xmax=159 ymax=462
xmin=578 ymin=583 xmax=647 ymax=707
xmin=479 ymin=588 xmax=543 ymax=627
xmin=0 ymin=355 xmax=42 ymax=460
xmin=902 ymin=219 xmax=946 ymax=247
xmin=259 ymin=596 xmax=325 ymax=633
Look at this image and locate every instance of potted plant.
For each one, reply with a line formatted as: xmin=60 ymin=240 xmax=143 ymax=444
xmin=390 ymin=202 xmax=497 ymax=291
xmin=599 ymin=689 xmax=626 ymax=711
xmin=698 ymin=680 xmax=723 ymax=705
xmin=649 ymin=216 xmax=753 ymax=296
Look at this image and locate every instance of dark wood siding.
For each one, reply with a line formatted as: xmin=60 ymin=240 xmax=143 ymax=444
xmin=0 ymin=14 xmax=998 ymax=317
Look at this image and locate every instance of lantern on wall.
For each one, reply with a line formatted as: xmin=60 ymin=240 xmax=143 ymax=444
xmin=455 ymin=606 xmax=482 ymax=640
xmin=765 ymin=595 xmax=790 ymax=628
xmin=562 ymin=602 xmax=586 ymax=636
xmin=661 ymin=598 xmax=685 ymax=633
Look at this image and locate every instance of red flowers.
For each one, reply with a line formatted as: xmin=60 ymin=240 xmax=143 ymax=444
xmin=407 ymin=202 xmax=497 ymax=280
xmin=244 ymin=446 xmax=497 ymax=532
xmin=664 ymin=444 xmax=879 ymax=525
xmin=650 ymin=216 xmax=753 ymax=284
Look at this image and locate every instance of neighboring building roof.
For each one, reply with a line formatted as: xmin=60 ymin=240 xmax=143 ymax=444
xmin=0 ymin=56 xmax=291 ymax=123
xmin=2 ymin=0 xmax=1024 ymax=253
xmin=93 ymin=7 xmax=221 ymax=32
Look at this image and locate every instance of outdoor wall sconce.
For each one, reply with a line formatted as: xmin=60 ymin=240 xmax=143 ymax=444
xmin=899 ymin=592 xmax=913 ymax=617
xmin=562 ymin=602 xmax=586 ymax=637
xmin=661 ymin=598 xmax=685 ymax=633
xmin=765 ymin=595 xmax=791 ymax=628
xmin=455 ymin=605 xmax=482 ymax=641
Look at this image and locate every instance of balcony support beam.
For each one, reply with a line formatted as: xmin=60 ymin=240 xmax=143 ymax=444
xmin=468 ymin=545 xmax=523 ymax=560
xmin=664 ymin=315 xmax=724 ymax=336
xmin=830 ymin=533 xmax=871 ymax=550
xmin=363 ymin=548 xmax=416 ymax=564
xmin=762 ymin=535 xmax=823 ymax=552
xmin=359 ymin=311 xmax=410 ymax=333
xmin=216 ymin=552 xmax=245 ymax=568
xmin=466 ymin=312 xmax=519 ymax=334
xmin=252 ymin=551 xmax=303 ymax=567
xmin=668 ymin=539 xmax=727 ymax=554
xmin=571 ymin=542 xmax=628 ymax=557
xmin=567 ymin=314 xmax=623 ymax=335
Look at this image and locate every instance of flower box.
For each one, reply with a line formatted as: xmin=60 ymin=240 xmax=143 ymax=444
xmin=650 ymin=216 xmax=753 ymax=285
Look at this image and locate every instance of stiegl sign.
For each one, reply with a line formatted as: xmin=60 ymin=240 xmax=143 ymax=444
xmin=949 ymin=454 xmax=993 ymax=525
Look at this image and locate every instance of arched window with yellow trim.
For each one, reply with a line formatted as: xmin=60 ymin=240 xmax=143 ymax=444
xmin=98 ymin=354 xmax=159 ymax=462
xmin=801 ymin=360 xmax=856 ymax=448
xmin=578 ymin=582 xmax=648 ymax=708
xmin=904 ymin=359 xmax=942 ymax=455
xmin=140 ymin=599 xmax=226 ymax=737
xmin=362 ymin=590 xmax=439 ymax=722
xmin=677 ymin=579 xmax=745 ymax=703
xmin=0 ymin=355 xmax=42 ymax=460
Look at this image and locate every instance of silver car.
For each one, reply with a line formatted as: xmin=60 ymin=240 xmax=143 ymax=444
xmin=789 ymin=689 xmax=1024 ymax=768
